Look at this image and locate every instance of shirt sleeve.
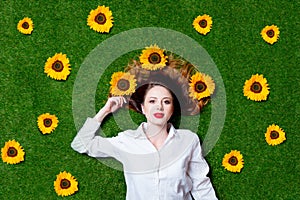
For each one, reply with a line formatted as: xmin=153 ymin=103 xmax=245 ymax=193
xmin=187 ymin=137 xmax=218 ymax=200
xmin=71 ymin=117 xmax=121 ymax=160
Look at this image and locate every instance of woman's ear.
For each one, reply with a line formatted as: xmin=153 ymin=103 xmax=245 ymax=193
xmin=141 ymin=104 xmax=145 ymax=114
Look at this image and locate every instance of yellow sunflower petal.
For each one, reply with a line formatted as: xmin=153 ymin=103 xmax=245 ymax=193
xmin=193 ymin=14 xmax=212 ymax=35
xmin=261 ymin=25 xmax=280 ymax=45
xmin=222 ymin=150 xmax=244 ymax=173
xmin=110 ymin=72 xmax=137 ymax=96
xmin=17 ymin=17 xmax=34 ymax=35
xmin=189 ymin=72 xmax=215 ymax=100
xmin=87 ymin=5 xmax=114 ymax=33
xmin=139 ymin=44 xmax=168 ymax=70
xmin=37 ymin=113 xmax=59 ymax=134
xmin=44 ymin=53 xmax=71 ymax=80
xmin=265 ymin=124 xmax=286 ymax=146
xmin=1 ymin=140 xmax=25 ymax=164
xmin=243 ymin=74 xmax=269 ymax=101
xmin=54 ymin=171 xmax=78 ymax=197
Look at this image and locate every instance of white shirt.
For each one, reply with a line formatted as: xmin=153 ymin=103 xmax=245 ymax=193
xmin=71 ymin=118 xmax=218 ymax=200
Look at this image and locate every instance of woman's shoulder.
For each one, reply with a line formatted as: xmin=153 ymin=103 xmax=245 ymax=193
xmin=176 ymin=128 xmax=198 ymax=137
xmin=115 ymin=124 xmax=144 ymax=138
xmin=171 ymin=128 xmax=201 ymax=151
xmin=173 ymin=127 xmax=200 ymax=142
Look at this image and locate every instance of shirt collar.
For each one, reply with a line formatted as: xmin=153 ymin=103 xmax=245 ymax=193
xmin=134 ymin=122 xmax=177 ymax=139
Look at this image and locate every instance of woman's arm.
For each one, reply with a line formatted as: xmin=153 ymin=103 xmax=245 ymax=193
xmin=187 ymin=138 xmax=218 ymax=200
xmin=71 ymin=97 xmax=126 ymax=159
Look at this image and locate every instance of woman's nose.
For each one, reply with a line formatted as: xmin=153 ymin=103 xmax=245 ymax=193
xmin=157 ymin=102 xmax=163 ymax=110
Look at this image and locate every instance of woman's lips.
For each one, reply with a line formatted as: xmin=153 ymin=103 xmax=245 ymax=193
xmin=153 ymin=113 xmax=164 ymax=118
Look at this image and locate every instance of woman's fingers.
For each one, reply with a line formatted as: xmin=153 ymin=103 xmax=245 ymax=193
xmin=119 ymin=96 xmax=127 ymax=107
xmin=122 ymin=96 xmax=127 ymax=104
xmin=109 ymin=96 xmax=127 ymax=112
xmin=94 ymin=96 xmax=127 ymax=122
xmin=111 ymin=96 xmax=123 ymax=106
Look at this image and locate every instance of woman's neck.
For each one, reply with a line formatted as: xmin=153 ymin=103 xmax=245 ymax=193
xmin=143 ymin=123 xmax=169 ymax=150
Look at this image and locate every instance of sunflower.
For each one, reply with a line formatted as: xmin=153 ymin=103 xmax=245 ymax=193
xmin=222 ymin=150 xmax=244 ymax=173
xmin=261 ymin=25 xmax=280 ymax=45
xmin=189 ymin=72 xmax=215 ymax=100
xmin=265 ymin=124 xmax=286 ymax=146
xmin=192 ymin=14 xmax=213 ymax=35
xmin=44 ymin=53 xmax=71 ymax=80
xmin=54 ymin=171 xmax=78 ymax=197
xmin=110 ymin=72 xmax=137 ymax=96
xmin=1 ymin=140 xmax=25 ymax=164
xmin=243 ymin=74 xmax=269 ymax=101
xmin=17 ymin=17 xmax=34 ymax=34
xmin=139 ymin=45 xmax=168 ymax=70
xmin=87 ymin=5 xmax=114 ymax=33
xmin=37 ymin=113 xmax=59 ymax=134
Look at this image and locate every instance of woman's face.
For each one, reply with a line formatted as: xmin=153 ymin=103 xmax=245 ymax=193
xmin=141 ymin=85 xmax=174 ymax=126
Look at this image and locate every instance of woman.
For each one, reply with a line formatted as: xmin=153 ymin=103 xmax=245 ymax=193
xmin=71 ymin=50 xmax=218 ymax=199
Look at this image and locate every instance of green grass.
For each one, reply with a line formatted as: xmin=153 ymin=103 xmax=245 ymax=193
xmin=1 ymin=0 xmax=299 ymax=199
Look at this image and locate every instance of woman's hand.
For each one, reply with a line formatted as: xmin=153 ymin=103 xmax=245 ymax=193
xmin=94 ymin=96 xmax=127 ymax=123
xmin=103 ymin=96 xmax=127 ymax=113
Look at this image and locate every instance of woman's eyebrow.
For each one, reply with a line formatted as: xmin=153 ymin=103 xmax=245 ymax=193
xmin=148 ymin=96 xmax=172 ymax=99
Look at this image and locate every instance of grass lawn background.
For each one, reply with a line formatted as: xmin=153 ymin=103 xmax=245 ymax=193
xmin=0 ymin=0 xmax=299 ymax=199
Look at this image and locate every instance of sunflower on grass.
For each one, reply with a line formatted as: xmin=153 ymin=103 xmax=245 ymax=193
xmin=139 ymin=45 xmax=168 ymax=71
xmin=193 ymin=14 xmax=212 ymax=35
xmin=37 ymin=113 xmax=59 ymax=134
xmin=44 ymin=53 xmax=71 ymax=80
xmin=54 ymin=171 xmax=78 ymax=197
xmin=87 ymin=5 xmax=113 ymax=33
xmin=261 ymin=25 xmax=280 ymax=45
xmin=1 ymin=140 xmax=25 ymax=164
xmin=189 ymin=72 xmax=215 ymax=100
xmin=222 ymin=150 xmax=244 ymax=173
xmin=110 ymin=72 xmax=137 ymax=96
xmin=243 ymin=74 xmax=269 ymax=101
xmin=265 ymin=124 xmax=286 ymax=146
xmin=17 ymin=17 xmax=34 ymax=34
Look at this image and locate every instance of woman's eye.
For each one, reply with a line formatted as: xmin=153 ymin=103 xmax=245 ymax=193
xmin=164 ymin=100 xmax=171 ymax=104
xmin=149 ymin=100 xmax=155 ymax=103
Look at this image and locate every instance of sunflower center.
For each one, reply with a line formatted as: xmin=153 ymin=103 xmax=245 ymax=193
xmin=250 ymin=82 xmax=262 ymax=93
xmin=267 ymin=29 xmax=275 ymax=38
xmin=60 ymin=179 xmax=71 ymax=189
xmin=270 ymin=131 xmax=279 ymax=139
xmin=195 ymin=81 xmax=207 ymax=93
xmin=199 ymin=19 xmax=207 ymax=28
xmin=229 ymin=156 xmax=238 ymax=166
xmin=95 ymin=13 xmax=106 ymax=25
xmin=148 ymin=53 xmax=161 ymax=64
xmin=7 ymin=147 xmax=18 ymax=157
xmin=52 ymin=61 xmax=64 ymax=72
xmin=117 ymin=79 xmax=130 ymax=91
xmin=22 ymin=22 xmax=29 ymax=29
xmin=43 ymin=118 xmax=53 ymax=127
